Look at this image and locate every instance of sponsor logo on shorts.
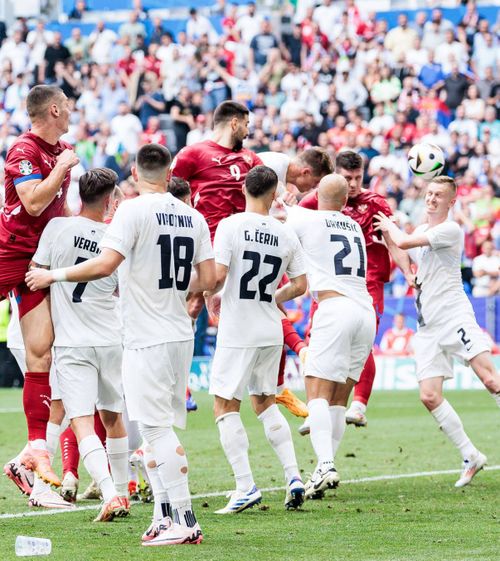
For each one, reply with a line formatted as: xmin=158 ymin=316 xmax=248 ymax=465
xmin=19 ymin=160 xmax=33 ymax=175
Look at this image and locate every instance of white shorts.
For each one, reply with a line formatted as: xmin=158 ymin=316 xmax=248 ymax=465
xmin=209 ymin=345 xmax=282 ymax=401
xmin=122 ymin=340 xmax=193 ymax=429
xmin=305 ymin=297 xmax=376 ymax=383
xmin=413 ymin=314 xmax=491 ymax=382
xmin=54 ymin=345 xmax=124 ymax=419
xmin=9 ymin=347 xmax=26 ymax=374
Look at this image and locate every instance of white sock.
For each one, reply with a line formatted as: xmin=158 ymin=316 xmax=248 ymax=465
xmin=140 ymin=425 xmax=197 ymax=528
xmin=308 ymin=398 xmax=333 ymax=465
xmin=32 ymin=424 xmax=61 ymax=495
xmin=143 ymin=444 xmax=171 ymax=521
xmin=30 ymin=439 xmax=47 ymax=451
xmin=330 ymin=406 xmax=346 ymax=459
xmin=431 ymin=400 xmax=478 ymax=461
xmin=349 ymin=400 xmax=366 ymax=414
xmin=79 ymin=435 xmax=116 ymax=502
xmin=106 ymin=436 xmax=129 ymax=497
xmin=276 ymin=384 xmax=285 ymax=394
xmin=258 ymin=404 xmax=300 ymax=482
xmin=493 ymin=392 xmax=500 ymax=408
xmin=216 ymin=412 xmax=255 ymax=492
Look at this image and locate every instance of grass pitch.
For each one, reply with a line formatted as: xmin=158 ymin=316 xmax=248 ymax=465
xmin=0 ymin=389 xmax=499 ymax=561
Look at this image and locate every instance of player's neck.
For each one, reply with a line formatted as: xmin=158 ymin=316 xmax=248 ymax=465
xmin=137 ymin=180 xmax=166 ymax=195
xmin=211 ymin=129 xmax=235 ymax=150
xmin=30 ymin=124 xmax=61 ymax=145
xmin=246 ymin=201 xmax=270 ymax=216
xmin=79 ymin=207 xmax=104 ymax=223
xmin=427 ymin=212 xmax=448 ymax=227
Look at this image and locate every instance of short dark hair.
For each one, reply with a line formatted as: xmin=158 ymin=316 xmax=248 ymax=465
xmin=298 ymin=148 xmax=334 ymax=178
xmin=335 ymin=150 xmax=364 ymax=172
xmin=168 ymin=176 xmax=191 ymax=200
xmin=79 ymin=168 xmax=118 ymax=205
xmin=245 ymin=165 xmax=278 ymax=198
xmin=213 ymin=101 xmax=249 ymax=127
xmin=136 ymin=143 xmax=172 ymax=180
xmin=430 ymin=175 xmax=457 ymax=195
xmin=26 ymin=85 xmax=65 ymax=120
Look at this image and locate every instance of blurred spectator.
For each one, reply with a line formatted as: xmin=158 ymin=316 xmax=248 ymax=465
xmin=68 ymin=0 xmax=87 ymax=20
xmin=42 ymin=31 xmax=71 ymax=83
xmin=443 ymin=64 xmax=469 ymax=111
xmin=249 ymin=18 xmax=279 ymax=71
xmin=384 ymin=14 xmax=418 ymax=61
xmin=378 ymin=314 xmax=414 ymax=356
xmin=119 ymin=11 xmax=146 ymax=51
xmin=186 ymin=8 xmax=217 ymax=44
xmin=89 ymin=21 xmax=118 ymax=65
xmin=472 ymin=240 xmax=500 ymax=297
xmin=0 ymin=29 xmax=30 ymax=77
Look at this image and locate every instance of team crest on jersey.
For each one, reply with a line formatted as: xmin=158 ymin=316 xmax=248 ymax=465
xmin=357 ymin=204 xmax=368 ymax=213
xmin=243 ymin=155 xmax=253 ymax=165
xmin=19 ymin=160 xmax=33 ymax=175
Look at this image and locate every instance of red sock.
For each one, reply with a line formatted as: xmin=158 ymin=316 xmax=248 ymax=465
xmin=60 ymin=427 xmax=79 ymax=478
xmin=94 ymin=412 xmax=107 ymax=447
xmin=23 ymin=371 xmax=51 ymax=442
xmin=282 ymin=317 xmax=306 ymax=355
xmin=353 ymin=351 xmax=376 ymax=405
xmin=277 ymin=347 xmax=286 ymax=388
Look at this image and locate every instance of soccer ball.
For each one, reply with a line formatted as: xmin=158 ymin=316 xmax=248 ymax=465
xmin=407 ymin=143 xmax=445 ymax=180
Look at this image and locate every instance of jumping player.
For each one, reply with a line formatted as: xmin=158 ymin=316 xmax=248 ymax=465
xmin=27 ymin=144 xmax=215 ymax=545
xmin=0 ymin=85 xmax=79 ymax=486
xmin=287 ymin=174 xmax=376 ymax=497
xmin=299 ymin=151 xmax=413 ymax=427
xmin=375 ymin=176 xmax=500 ymax=487
xmin=205 ymin=166 xmax=307 ymax=513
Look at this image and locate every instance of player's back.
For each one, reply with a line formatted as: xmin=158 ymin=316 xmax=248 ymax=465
xmin=287 ymin=205 xmax=372 ymax=310
xmin=101 ymin=192 xmax=212 ymax=349
xmin=214 ymin=212 xmax=304 ymax=348
xmin=171 ymin=140 xmax=261 ymax=238
xmin=33 ymin=216 xmax=120 ymax=348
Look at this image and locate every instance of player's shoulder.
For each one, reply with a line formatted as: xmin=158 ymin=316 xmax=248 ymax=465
xmin=358 ymin=190 xmax=388 ymax=206
xmin=429 ymin=219 xmax=462 ymax=236
xmin=6 ymin=133 xmax=39 ymax=159
xmin=59 ymin=140 xmax=74 ymax=151
xmin=177 ymin=140 xmax=212 ymax=157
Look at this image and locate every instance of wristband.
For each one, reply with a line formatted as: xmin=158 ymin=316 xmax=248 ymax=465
xmin=51 ymin=268 xmax=68 ymax=282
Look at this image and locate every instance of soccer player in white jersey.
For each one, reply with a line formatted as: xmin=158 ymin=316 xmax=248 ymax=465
xmin=374 ymin=176 xmax=500 ymax=488
xmin=26 ymin=144 xmax=215 ymax=546
xmin=286 ymin=174 xmax=376 ymax=498
xmin=204 ymin=165 xmax=308 ymax=513
xmin=32 ymin=168 xmax=130 ymax=520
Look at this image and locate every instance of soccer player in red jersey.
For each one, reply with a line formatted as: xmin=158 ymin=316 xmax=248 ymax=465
xmin=299 ymin=151 xmax=413 ymax=427
xmin=0 ymin=85 xmax=79 ymax=486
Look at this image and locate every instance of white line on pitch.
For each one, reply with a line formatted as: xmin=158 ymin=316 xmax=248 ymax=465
xmin=0 ymin=408 xmax=23 ymax=414
xmin=1 ymin=465 xmax=499 ymax=520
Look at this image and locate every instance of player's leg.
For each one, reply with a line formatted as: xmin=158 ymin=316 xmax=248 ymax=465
xmin=19 ymin=293 xmax=60 ymax=486
xmin=469 ymin=351 xmax=500 ymax=405
xmin=209 ymin=346 xmax=261 ymax=514
xmin=420 ymin=376 xmax=486 ymax=487
xmin=330 ymin=378 xmax=356 ymax=461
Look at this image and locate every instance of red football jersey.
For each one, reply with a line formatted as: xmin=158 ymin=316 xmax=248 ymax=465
xmin=171 ymin=140 xmax=262 ymax=239
xmin=299 ymin=189 xmax=392 ymax=283
xmin=0 ymin=132 xmax=72 ymax=255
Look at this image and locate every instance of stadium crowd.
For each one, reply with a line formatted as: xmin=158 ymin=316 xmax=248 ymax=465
xmin=0 ymin=0 xmax=499 ymax=301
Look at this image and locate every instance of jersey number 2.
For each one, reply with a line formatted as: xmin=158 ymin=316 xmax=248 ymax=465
xmin=157 ymin=234 xmax=194 ymax=290
xmin=239 ymin=251 xmax=282 ymax=302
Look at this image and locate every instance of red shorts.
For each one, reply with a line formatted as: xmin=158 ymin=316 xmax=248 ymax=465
xmin=0 ymin=253 xmax=47 ymax=319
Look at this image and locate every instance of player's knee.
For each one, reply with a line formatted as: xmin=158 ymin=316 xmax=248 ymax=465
xmin=420 ymin=389 xmax=439 ymax=410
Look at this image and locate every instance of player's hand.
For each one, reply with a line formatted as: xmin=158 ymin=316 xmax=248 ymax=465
xmin=298 ymin=346 xmax=308 ymax=365
xmin=282 ymin=191 xmax=297 ymax=207
xmin=56 ymin=149 xmax=80 ymax=171
xmin=205 ymin=293 xmax=221 ymax=321
xmin=270 ymin=198 xmax=288 ymax=223
xmin=404 ymin=271 xmax=417 ymax=288
xmin=373 ymin=211 xmax=392 ymax=232
xmin=25 ymin=268 xmax=54 ymax=291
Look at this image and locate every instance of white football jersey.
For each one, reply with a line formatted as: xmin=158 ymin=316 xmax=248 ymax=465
xmin=410 ymin=221 xmax=473 ymax=327
xmin=286 ymin=206 xmax=372 ymax=310
xmin=100 ymin=192 xmax=213 ymax=350
xmin=259 ymin=152 xmax=290 ymax=195
xmin=33 ymin=216 xmax=121 ymax=347
xmin=214 ymin=212 xmax=305 ymax=348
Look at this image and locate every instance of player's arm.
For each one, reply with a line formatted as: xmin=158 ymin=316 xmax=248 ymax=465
xmin=276 ymin=235 xmax=307 ymax=304
xmin=15 ymin=149 xmax=79 ymax=217
xmin=25 ymin=248 xmax=124 ymax=290
xmin=388 ymin=243 xmax=415 ymax=287
xmin=189 ymin=258 xmax=216 ymax=293
xmin=374 ymin=212 xmax=430 ymax=250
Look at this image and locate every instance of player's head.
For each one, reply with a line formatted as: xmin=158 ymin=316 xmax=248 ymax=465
xmin=213 ymin=101 xmax=249 ymax=151
xmin=425 ymin=176 xmax=457 ymax=217
xmin=317 ymin=173 xmax=349 ymax=211
xmin=79 ymin=168 xmax=118 ymax=213
xmin=335 ymin=151 xmax=364 ymax=198
xmin=132 ymin=143 xmax=172 ymax=187
xmin=168 ymin=176 xmax=192 ymax=206
xmin=244 ymin=165 xmax=278 ymax=207
xmin=294 ymin=148 xmax=334 ymax=192
xmin=26 ymin=85 xmax=70 ymax=134
xmin=105 ymin=185 xmax=125 ymax=221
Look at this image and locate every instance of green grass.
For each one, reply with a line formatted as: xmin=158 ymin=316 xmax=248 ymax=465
xmin=0 ymin=389 xmax=499 ymax=561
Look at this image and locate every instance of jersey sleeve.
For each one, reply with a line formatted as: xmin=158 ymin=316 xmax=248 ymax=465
xmin=298 ymin=190 xmax=318 ymax=209
xmin=32 ymin=219 xmax=58 ymax=266
xmin=285 ymin=230 xmax=307 ymax=279
xmin=99 ymin=201 xmax=138 ymax=258
xmin=170 ymin=146 xmax=198 ymax=180
xmin=213 ymin=218 xmax=233 ymax=267
xmin=425 ymin=222 xmax=462 ymax=250
xmin=5 ymin=142 xmax=43 ymax=186
xmin=194 ymin=215 xmax=214 ymax=265
xmin=374 ymin=195 xmax=392 ymax=217
xmin=252 ymin=152 xmax=263 ymax=166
